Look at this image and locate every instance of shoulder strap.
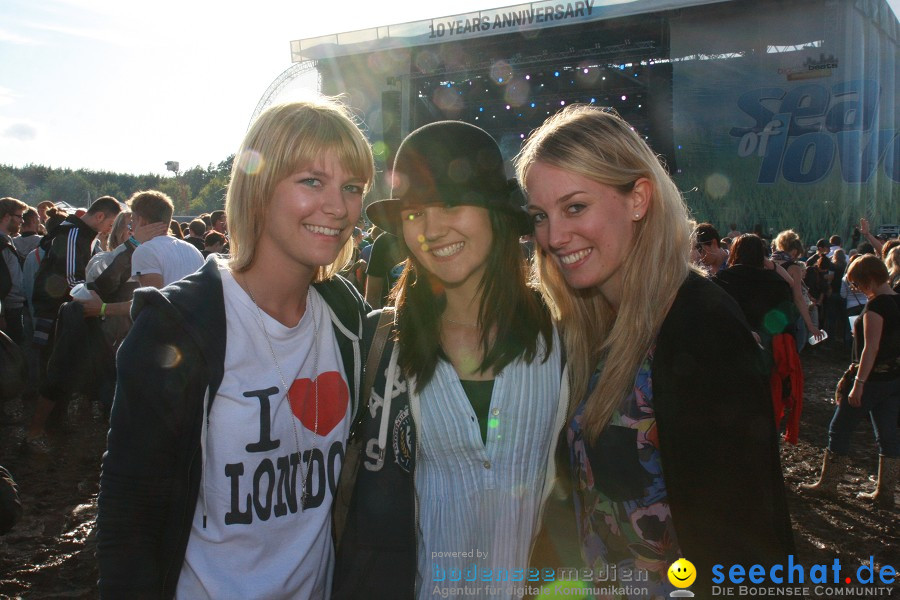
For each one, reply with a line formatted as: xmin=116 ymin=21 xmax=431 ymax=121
xmin=333 ymin=306 xmax=395 ymax=552
xmin=362 ymin=307 xmax=395 ymax=407
xmin=0 ymin=237 xmax=21 ymax=265
xmin=313 ymin=275 xmax=366 ymax=335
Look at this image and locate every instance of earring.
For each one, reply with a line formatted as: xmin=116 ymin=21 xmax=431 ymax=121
xmin=634 ymin=213 xmax=641 ymax=220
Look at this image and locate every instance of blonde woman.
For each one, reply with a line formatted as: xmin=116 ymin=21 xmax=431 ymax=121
xmin=516 ymin=105 xmax=793 ymax=597
xmin=98 ymin=99 xmax=373 ymax=599
xmin=772 ymin=229 xmax=825 ymax=350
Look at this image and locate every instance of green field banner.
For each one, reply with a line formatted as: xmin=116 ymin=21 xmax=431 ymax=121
xmin=671 ymin=0 xmax=899 ymax=243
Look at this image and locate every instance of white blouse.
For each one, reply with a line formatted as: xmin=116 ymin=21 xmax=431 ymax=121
xmin=413 ymin=332 xmax=562 ymax=599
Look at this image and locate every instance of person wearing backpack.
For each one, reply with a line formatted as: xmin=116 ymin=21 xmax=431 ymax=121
xmin=0 ymin=197 xmax=28 ymax=345
xmin=97 ymin=99 xmax=374 ymax=599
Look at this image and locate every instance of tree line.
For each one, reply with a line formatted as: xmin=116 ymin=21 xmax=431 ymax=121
xmin=0 ymin=155 xmax=235 ymax=216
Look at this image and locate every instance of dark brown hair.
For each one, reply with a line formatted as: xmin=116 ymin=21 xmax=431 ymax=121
xmin=393 ymin=209 xmax=553 ymax=391
xmin=86 ymin=196 xmax=122 ymax=217
xmin=728 ymin=234 xmax=767 ymax=268
xmin=189 ymin=219 xmax=207 ymax=237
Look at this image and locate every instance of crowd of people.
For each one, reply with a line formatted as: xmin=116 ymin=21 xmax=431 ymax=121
xmin=0 ymin=97 xmax=896 ymax=599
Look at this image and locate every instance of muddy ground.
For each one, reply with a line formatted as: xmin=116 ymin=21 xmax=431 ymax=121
xmin=0 ymin=341 xmax=897 ymax=599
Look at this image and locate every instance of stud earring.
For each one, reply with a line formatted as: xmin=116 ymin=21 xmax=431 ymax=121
xmin=634 ymin=213 xmax=641 ymax=219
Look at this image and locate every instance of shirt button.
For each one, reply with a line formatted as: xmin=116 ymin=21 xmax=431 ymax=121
xmin=483 ymin=461 xmax=491 ymax=469
xmin=491 ymin=408 xmax=500 ymax=416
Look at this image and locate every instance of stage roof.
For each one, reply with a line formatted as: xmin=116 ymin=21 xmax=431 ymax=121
xmin=291 ymin=0 xmax=731 ymax=61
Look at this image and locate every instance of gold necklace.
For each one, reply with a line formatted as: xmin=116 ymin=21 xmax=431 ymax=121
xmin=244 ymin=276 xmax=318 ymax=510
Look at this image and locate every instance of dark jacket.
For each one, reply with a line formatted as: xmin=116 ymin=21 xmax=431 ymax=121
xmin=652 ymin=273 xmax=794 ymax=597
xmin=97 ymin=260 xmax=368 ymax=599
xmin=90 ymin=244 xmax=139 ymax=303
xmin=41 ymin=301 xmax=115 ymax=405
xmin=32 ymin=216 xmax=97 ymax=318
xmin=332 ymin=312 xmax=569 ymax=600
xmin=713 ymin=264 xmax=795 ymax=363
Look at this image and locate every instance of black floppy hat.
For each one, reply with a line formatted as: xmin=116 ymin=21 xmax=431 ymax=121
xmin=365 ymin=120 xmax=531 ymax=236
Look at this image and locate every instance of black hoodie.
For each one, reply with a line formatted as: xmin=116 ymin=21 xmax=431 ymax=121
xmin=31 ymin=216 xmax=97 ymax=319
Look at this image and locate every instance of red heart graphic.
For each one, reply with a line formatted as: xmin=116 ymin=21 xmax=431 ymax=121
xmin=289 ymin=371 xmax=349 ymax=436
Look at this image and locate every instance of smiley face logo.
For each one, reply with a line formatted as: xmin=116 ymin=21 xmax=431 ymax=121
xmin=667 ymin=558 xmax=696 ymax=588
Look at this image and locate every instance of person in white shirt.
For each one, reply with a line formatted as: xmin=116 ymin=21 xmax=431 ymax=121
xmin=128 ymin=191 xmax=204 ymax=288
xmin=97 ymin=98 xmax=374 ymax=600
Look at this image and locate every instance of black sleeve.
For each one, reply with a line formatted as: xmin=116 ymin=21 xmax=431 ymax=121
xmin=91 ymin=247 xmax=134 ymax=302
xmin=653 ymin=276 xmax=794 ymax=594
xmin=97 ymin=305 xmax=204 ymax=598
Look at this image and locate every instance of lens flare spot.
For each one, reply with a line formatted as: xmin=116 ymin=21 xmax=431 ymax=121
xmin=415 ymin=50 xmax=441 ymax=74
xmin=447 ymin=158 xmax=473 ymax=184
xmin=763 ymin=309 xmax=789 ymax=334
xmin=504 ymin=80 xmax=530 ymax=107
xmin=417 ymin=234 xmax=426 ymax=243
xmin=432 ymin=86 xmax=464 ymax=115
xmin=346 ymin=87 xmax=371 ymax=113
xmin=488 ymin=418 xmax=499 ymax=429
xmin=388 ymin=170 xmax=409 ymax=197
xmin=536 ymin=580 xmax=590 ymax=599
xmin=490 ymin=60 xmax=513 ymax=85
xmin=238 ymin=150 xmax=263 ymax=175
xmin=705 ymin=173 xmax=731 ymax=199
xmin=372 ymin=141 xmax=389 ymax=160
xmin=158 ymin=344 xmax=183 ymax=369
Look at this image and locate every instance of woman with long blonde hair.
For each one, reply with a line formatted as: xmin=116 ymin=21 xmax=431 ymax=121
xmin=516 ymin=105 xmax=793 ymax=597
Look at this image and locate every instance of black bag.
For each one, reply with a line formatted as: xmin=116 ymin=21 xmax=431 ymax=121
xmin=0 ymin=329 xmax=27 ymax=401
xmin=0 ymin=262 xmax=10 ymax=301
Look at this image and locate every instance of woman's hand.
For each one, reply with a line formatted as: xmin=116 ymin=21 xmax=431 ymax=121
xmin=809 ymin=328 xmax=826 ymax=343
xmin=847 ymin=381 xmax=864 ymax=407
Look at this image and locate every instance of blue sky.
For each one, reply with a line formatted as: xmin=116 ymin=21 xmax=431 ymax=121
xmin=0 ymin=0 xmax=897 ymax=177
xmin=0 ymin=0 xmax=513 ymax=176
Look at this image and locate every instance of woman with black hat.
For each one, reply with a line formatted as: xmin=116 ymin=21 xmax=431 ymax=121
xmin=333 ymin=121 xmax=568 ymax=599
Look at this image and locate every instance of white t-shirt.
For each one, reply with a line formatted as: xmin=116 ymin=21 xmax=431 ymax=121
xmin=131 ymin=235 xmax=204 ymax=286
xmin=176 ymin=268 xmax=351 ymax=600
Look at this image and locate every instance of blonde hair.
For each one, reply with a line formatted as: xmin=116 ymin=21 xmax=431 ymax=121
xmin=128 ymin=190 xmax=173 ymax=225
xmin=515 ymin=105 xmax=694 ymax=439
xmin=885 ymin=246 xmax=900 ymax=287
xmin=773 ymin=229 xmax=804 ymax=256
xmin=108 ymin=211 xmax=132 ymax=249
xmin=226 ymin=99 xmax=375 ymax=279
